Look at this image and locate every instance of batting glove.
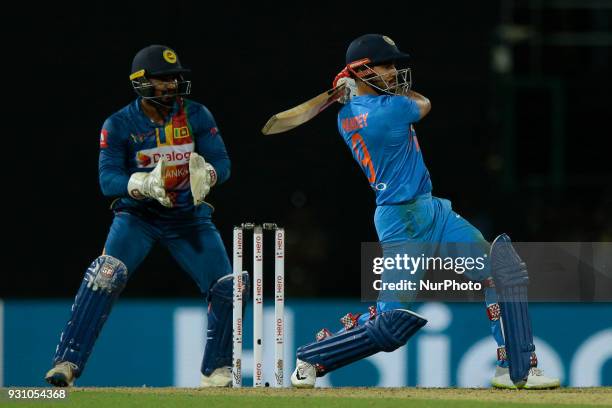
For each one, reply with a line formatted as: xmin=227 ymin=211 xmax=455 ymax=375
xmin=333 ymin=67 xmax=357 ymax=104
xmin=189 ymin=152 xmax=217 ymax=206
xmin=127 ymin=159 xmax=173 ymax=207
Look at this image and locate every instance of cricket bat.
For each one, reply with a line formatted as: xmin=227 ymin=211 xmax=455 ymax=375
xmin=261 ymin=83 xmax=346 ymax=135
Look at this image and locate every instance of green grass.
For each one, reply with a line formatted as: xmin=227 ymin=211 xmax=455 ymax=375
xmin=2 ymin=387 xmax=611 ymax=408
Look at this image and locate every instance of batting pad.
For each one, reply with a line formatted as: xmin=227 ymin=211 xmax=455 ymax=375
xmin=491 ymin=233 xmax=535 ymax=384
xmin=297 ymin=309 xmax=427 ymax=377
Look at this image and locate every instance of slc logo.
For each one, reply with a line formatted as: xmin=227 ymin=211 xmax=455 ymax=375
xmin=137 ymin=152 xmax=152 ymax=167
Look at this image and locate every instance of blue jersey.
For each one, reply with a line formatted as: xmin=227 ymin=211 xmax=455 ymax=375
xmin=337 ymin=94 xmax=432 ymax=205
xmin=99 ymin=98 xmax=230 ymax=218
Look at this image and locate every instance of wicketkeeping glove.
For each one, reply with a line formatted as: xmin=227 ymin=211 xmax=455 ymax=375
xmin=189 ymin=152 xmax=217 ymax=206
xmin=127 ymin=159 xmax=173 ymax=207
xmin=333 ymin=67 xmax=358 ymax=104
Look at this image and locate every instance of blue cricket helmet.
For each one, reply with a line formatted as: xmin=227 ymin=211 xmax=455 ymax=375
xmin=345 ymin=34 xmax=410 ymax=66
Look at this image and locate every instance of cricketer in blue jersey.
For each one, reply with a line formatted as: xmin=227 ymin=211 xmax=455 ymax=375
xmin=45 ymin=45 xmax=246 ymax=388
xmin=291 ymin=34 xmax=559 ymax=390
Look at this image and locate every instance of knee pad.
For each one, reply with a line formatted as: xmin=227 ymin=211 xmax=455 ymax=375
xmin=491 ymin=233 xmax=529 ymax=286
xmin=85 ymin=255 xmax=129 ymax=293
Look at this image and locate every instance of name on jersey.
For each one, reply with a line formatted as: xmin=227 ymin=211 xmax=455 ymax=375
xmin=341 ymin=113 xmax=369 ymax=132
xmin=136 ymin=143 xmax=194 ymax=168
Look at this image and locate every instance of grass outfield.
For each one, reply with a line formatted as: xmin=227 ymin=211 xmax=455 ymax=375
xmin=3 ymin=387 xmax=611 ymax=407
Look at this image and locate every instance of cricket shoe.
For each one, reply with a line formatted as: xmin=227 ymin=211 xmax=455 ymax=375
xmin=45 ymin=361 xmax=78 ymax=387
xmin=291 ymin=359 xmax=316 ymax=388
xmin=200 ymin=366 xmax=232 ymax=387
xmin=491 ymin=366 xmax=560 ymax=389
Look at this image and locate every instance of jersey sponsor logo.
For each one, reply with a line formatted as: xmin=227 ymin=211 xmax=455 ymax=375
xmin=135 ymin=143 xmax=194 ymax=168
xmin=351 ymin=133 xmax=376 ymax=184
xmin=173 ymin=126 xmax=190 ymax=139
xmin=163 ymin=164 xmax=190 ymax=190
xmin=341 ymin=113 xmax=369 ymax=132
xmin=164 ymin=165 xmax=189 ymax=180
xmin=137 ymin=152 xmax=152 ymax=167
xmin=100 ymin=129 xmax=109 ymax=148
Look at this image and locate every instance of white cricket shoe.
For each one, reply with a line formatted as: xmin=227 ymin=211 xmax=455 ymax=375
xmin=491 ymin=366 xmax=560 ymax=389
xmin=45 ymin=361 xmax=77 ymax=387
xmin=291 ymin=359 xmax=316 ymax=388
xmin=200 ymin=367 xmax=232 ymax=387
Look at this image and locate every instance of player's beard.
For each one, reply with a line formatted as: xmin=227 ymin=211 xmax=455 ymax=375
xmin=365 ymin=70 xmax=411 ymax=95
xmin=154 ymin=94 xmax=178 ymax=109
xmin=369 ymin=76 xmax=397 ymax=95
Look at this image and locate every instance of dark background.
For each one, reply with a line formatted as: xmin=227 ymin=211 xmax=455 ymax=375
xmin=5 ymin=1 xmax=611 ymax=299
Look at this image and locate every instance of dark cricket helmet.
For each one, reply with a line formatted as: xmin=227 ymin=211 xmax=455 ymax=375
xmin=345 ymin=34 xmax=412 ymax=95
xmin=129 ymin=45 xmax=191 ymax=100
xmin=345 ymin=34 xmax=410 ymax=66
